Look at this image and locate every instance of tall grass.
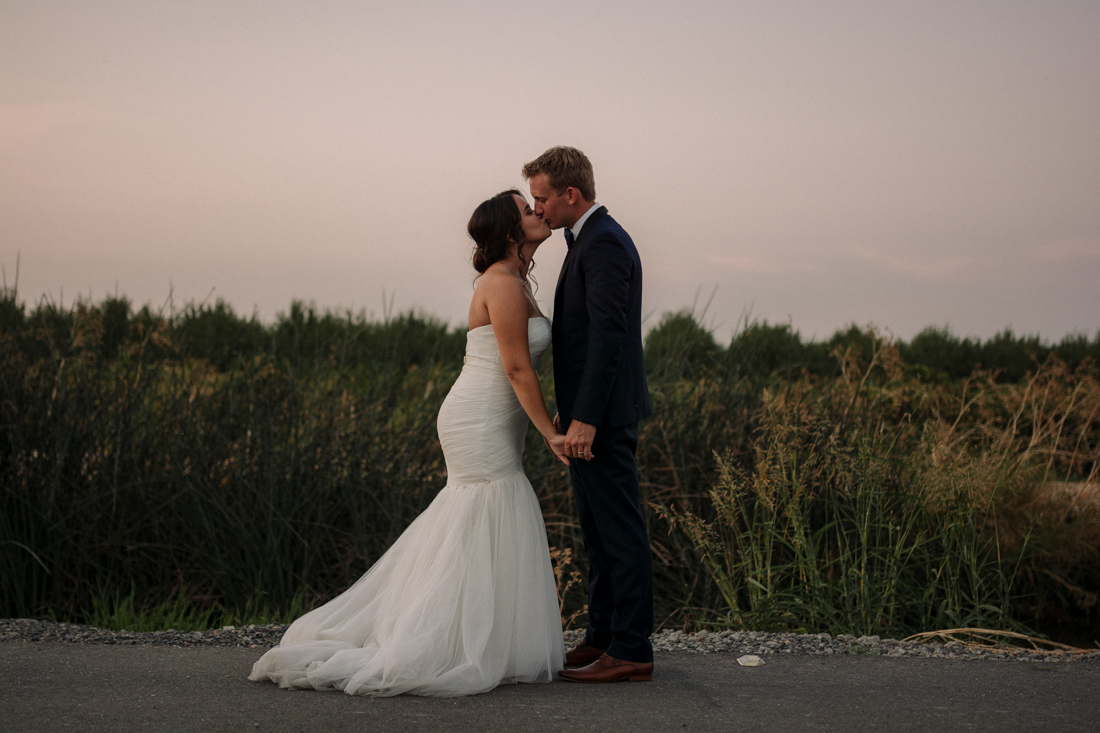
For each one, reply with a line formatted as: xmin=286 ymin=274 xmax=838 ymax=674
xmin=79 ymin=584 xmax=307 ymax=632
xmin=2 ymin=292 xmax=1097 ymax=639
xmin=1 ymin=295 xmax=462 ymax=622
xmin=660 ymin=333 xmax=1099 ymax=636
xmin=661 ymin=394 xmax=1032 ymax=636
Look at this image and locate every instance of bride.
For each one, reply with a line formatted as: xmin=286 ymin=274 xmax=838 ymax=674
xmin=249 ymin=190 xmax=569 ymax=696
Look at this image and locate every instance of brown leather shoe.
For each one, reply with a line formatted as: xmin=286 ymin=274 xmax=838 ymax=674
xmin=558 ymin=653 xmax=653 ymax=683
xmin=564 ymin=641 xmax=606 ymax=667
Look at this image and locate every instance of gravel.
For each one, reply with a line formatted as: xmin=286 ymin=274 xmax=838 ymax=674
xmin=0 ymin=618 xmax=288 ymax=649
xmin=4 ymin=618 xmax=1096 ymax=664
xmin=638 ymin=629 xmax=1099 ymax=664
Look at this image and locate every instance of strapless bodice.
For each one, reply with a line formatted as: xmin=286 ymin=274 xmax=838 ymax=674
xmin=462 ymin=317 xmax=552 ymax=372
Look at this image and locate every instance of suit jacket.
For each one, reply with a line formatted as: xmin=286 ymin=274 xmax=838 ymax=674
xmin=552 ymin=206 xmax=652 ymax=429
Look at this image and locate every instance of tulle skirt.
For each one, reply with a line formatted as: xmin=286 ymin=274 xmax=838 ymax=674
xmin=248 ymin=470 xmax=564 ymax=697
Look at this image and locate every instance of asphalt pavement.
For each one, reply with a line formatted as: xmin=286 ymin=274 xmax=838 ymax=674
xmin=2 ymin=642 xmax=1097 ymax=732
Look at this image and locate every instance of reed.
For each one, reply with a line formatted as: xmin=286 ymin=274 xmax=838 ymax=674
xmin=1 ymin=292 xmax=1096 ymax=640
xmin=660 ymin=333 xmax=1099 ymax=636
xmin=1 ymin=295 xmax=459 ymax=622
xmin=78 ymin=584 xmax=307 ymax=632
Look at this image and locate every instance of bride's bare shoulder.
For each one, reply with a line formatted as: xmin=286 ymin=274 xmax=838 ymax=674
xmin=478 ymin=267 xmax=529 ymax=316
xmin=468 ymin=265 xmax=528 ymax=329
xmin=477 ymin=265 xmax=525 ymax=297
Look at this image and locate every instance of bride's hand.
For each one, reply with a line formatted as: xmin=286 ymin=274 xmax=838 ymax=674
xmin=547 ymin=433 xmax=571 ymax=466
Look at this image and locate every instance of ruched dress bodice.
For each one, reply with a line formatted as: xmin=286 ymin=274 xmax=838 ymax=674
xmin=437 ymin=317 xmax=551 ymax=485
xmin=249 ymin=316 xmax=562 ymax=697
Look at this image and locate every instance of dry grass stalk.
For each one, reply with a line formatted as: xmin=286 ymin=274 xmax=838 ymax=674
xmin=902 ymin=627 xmax=1093 ymax=653
xmin=549 ymin=546 xmax=587 ymax=630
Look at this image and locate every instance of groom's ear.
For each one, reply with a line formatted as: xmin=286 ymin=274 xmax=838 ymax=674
xmin=564 ymin=187 xmax=580 ymax=206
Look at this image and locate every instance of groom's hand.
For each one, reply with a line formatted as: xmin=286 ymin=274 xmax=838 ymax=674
xmin=564 ymin=419 xmax=597 ymax=461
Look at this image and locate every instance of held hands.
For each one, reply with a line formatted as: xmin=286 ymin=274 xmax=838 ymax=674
xmin=564 ymin=419 xmax=596 ymax=461
xmin=543 ymin=414 xmax=597 ymax=463
xmin=546 ymin=433 xmax=571 ymax=466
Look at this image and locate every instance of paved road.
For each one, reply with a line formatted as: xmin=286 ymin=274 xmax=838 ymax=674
xmin=2 ymin=642 xmax=1097 ymax=732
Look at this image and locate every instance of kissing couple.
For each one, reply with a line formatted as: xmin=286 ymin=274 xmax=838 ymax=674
xmin=250 ymin=146 xmax=654 ymax=696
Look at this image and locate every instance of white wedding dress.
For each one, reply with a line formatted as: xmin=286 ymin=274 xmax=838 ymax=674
xmin=249 ymin=317 xmax=564 ymax=696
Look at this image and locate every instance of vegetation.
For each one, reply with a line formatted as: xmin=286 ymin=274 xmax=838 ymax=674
xmin=2 ymin=291 xmax=1097 ymax=642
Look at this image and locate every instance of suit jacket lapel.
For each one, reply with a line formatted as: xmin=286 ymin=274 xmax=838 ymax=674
xmin=553 ymin=206 xmax=608 ymax=310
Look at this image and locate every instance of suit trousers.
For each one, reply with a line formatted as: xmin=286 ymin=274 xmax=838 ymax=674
xmin=569 ymin=421 xmax=654 ymax=664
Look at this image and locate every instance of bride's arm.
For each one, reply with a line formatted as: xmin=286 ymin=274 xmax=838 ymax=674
xmin=483 ymin=274 xmax=567 ymax=461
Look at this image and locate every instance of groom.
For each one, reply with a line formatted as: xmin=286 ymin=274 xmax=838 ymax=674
xmin=523 ymin=147 xmax=654 ymax=683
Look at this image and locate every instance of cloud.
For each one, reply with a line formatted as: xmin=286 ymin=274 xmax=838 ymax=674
xmin=852 ymin=250 xmax=977 ymax=280
xmin=0 ymin=99 xmax=115 ymax=153
xmin=1032 ymin=237 xmax=1100 ymax=262
xmin=705 ymin=255 xmax=776 ymax=272
xmin=703 ymin=254 xmax=819 ymax=274
xmin=846 ymin=237 xmax=1100 ymax=286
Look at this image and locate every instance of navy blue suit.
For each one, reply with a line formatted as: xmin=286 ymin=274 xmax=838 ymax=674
xmin=552 ymin=206 xmax=654 ymax=664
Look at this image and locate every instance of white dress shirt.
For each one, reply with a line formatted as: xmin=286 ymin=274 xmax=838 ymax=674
xmin=568 ymin=202 xmax=601 ymax=242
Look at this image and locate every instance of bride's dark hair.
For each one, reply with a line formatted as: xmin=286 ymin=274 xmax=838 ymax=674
xmin=468 ymin=189 xmax=532 ymax=281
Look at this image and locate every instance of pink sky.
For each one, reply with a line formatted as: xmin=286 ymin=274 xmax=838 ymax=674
xmin=2 ymin=0 xmax=1098 ymax=341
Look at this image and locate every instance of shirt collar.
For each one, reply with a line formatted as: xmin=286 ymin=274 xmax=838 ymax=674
xmin=568 ymin=202 xmax=601 ymax=242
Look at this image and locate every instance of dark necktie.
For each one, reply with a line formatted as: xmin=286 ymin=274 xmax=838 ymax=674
xmin=555 ymin=228 xmax=577 ymax=300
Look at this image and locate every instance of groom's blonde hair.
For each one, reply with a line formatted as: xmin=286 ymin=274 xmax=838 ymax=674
xmin=522 ymin=146 xmax=596 ymax=202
